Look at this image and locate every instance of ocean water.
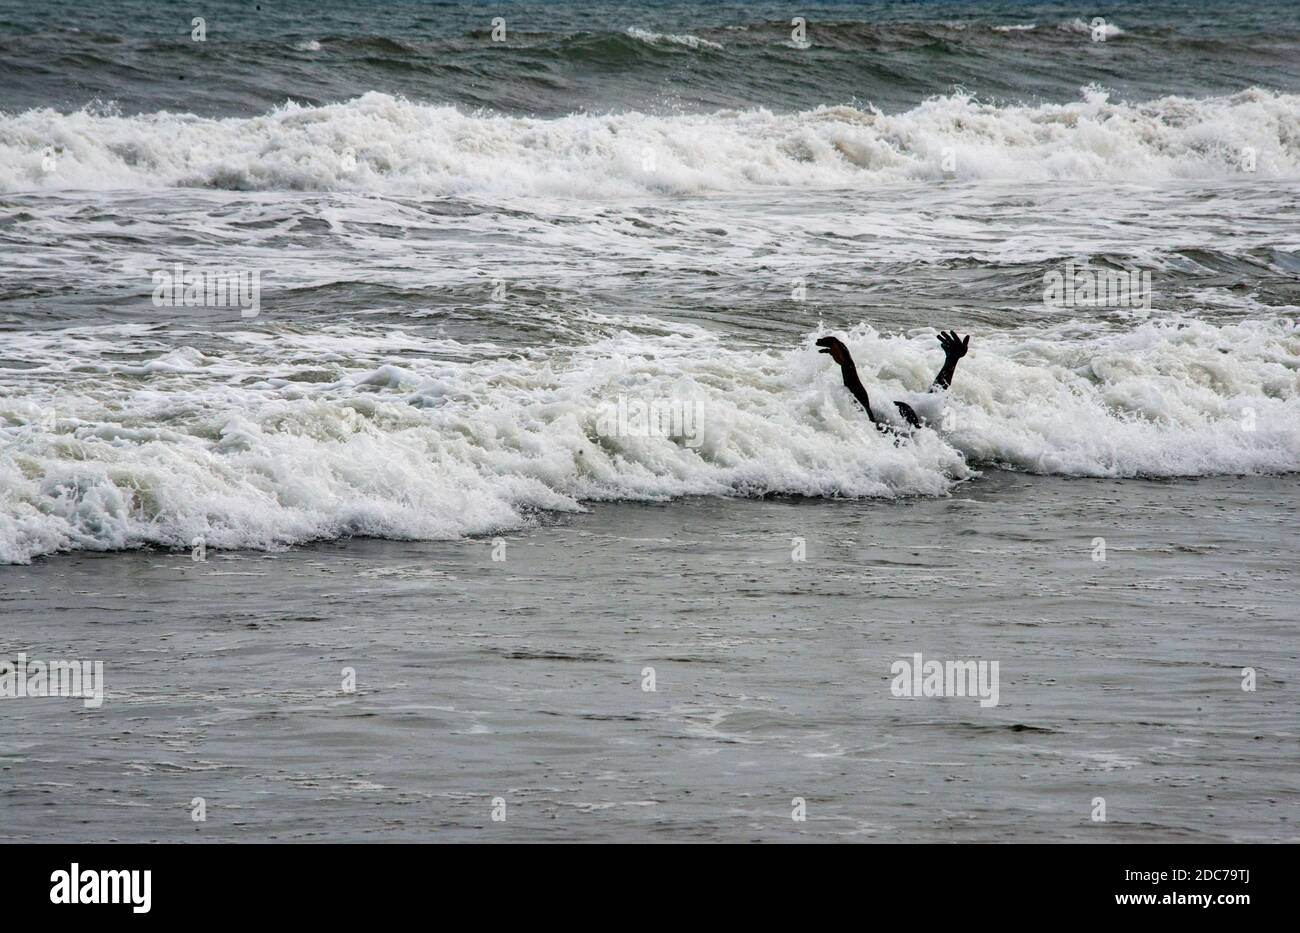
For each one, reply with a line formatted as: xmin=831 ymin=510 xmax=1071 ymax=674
xmin=1 ymin=0 xmax=1297 ymax=842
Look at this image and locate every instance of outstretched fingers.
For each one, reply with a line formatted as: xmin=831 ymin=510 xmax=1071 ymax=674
xmin=937 ymin=330 xmax=969 ymax=358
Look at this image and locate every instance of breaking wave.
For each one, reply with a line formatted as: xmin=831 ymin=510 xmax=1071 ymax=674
xmin=2 ymin=87 xmax=1297 ymax=197
xmin=2 ymin=317 xmax=1296 ymax=563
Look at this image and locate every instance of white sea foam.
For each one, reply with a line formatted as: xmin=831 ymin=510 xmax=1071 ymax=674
xmin=625 ymin=27 xmax=723 ymax=50
xmin=1059 ymin=18 xmax=1125 ymax=39
xmin=2 ymin=88 xmax=1295 ymax=197
xmin=1 ymin=317 xmax=1295 ymax=563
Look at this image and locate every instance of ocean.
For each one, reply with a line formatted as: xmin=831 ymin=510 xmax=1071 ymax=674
xmin=1 ymin=0 xmax=1297 ymax=842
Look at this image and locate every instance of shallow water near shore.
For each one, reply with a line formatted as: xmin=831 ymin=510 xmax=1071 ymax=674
xmin=2 ymin=471 xmax=1295 ymax=842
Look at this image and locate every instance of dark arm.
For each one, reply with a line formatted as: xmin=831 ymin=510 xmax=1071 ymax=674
xmin=930 ymin=330 xmax=969 ymax=391
xmin=816 ymin=336 xmax=881 ymax=428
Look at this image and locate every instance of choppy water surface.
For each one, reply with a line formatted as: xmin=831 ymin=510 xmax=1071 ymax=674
xmin=0 ymin=0 xmax=1296 ymax=842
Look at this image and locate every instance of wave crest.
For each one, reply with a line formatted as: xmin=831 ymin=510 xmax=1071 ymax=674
xmin=3 ymin=88 xmax=1297 ymax=197
xmin=2 ymin=317 xmax=1296 ymax=563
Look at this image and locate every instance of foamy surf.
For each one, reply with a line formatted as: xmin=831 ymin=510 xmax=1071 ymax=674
xmin=1059 ymin=18 xmax=1125 ymax=39
xmin=625 ymin=27 xmax=724 ymax=51
xmin=1 ymin=318 xmax=1295 ymax=564
xmin=3 ymin=87 xmax=1297 ymax=196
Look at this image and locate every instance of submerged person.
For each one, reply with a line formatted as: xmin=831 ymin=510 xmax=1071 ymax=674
xmin=816 ymin=330 xmax=969 ymax=432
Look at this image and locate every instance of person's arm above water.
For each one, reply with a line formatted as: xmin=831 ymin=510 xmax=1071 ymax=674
xmin=816 ymin=336 xmax=879 ymax=427
xmin=930 ymin=330 xmax=970 ymax=391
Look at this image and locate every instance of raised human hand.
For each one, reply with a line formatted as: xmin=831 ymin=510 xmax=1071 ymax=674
xmin=937 ymin=330 xmax=970 ymax=359
xmin=816 ymin=335 xmax=853 ymax=366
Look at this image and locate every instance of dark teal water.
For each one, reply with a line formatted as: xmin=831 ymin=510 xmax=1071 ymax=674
xmin=3 ymin=0 xmax=1300 ymax=117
